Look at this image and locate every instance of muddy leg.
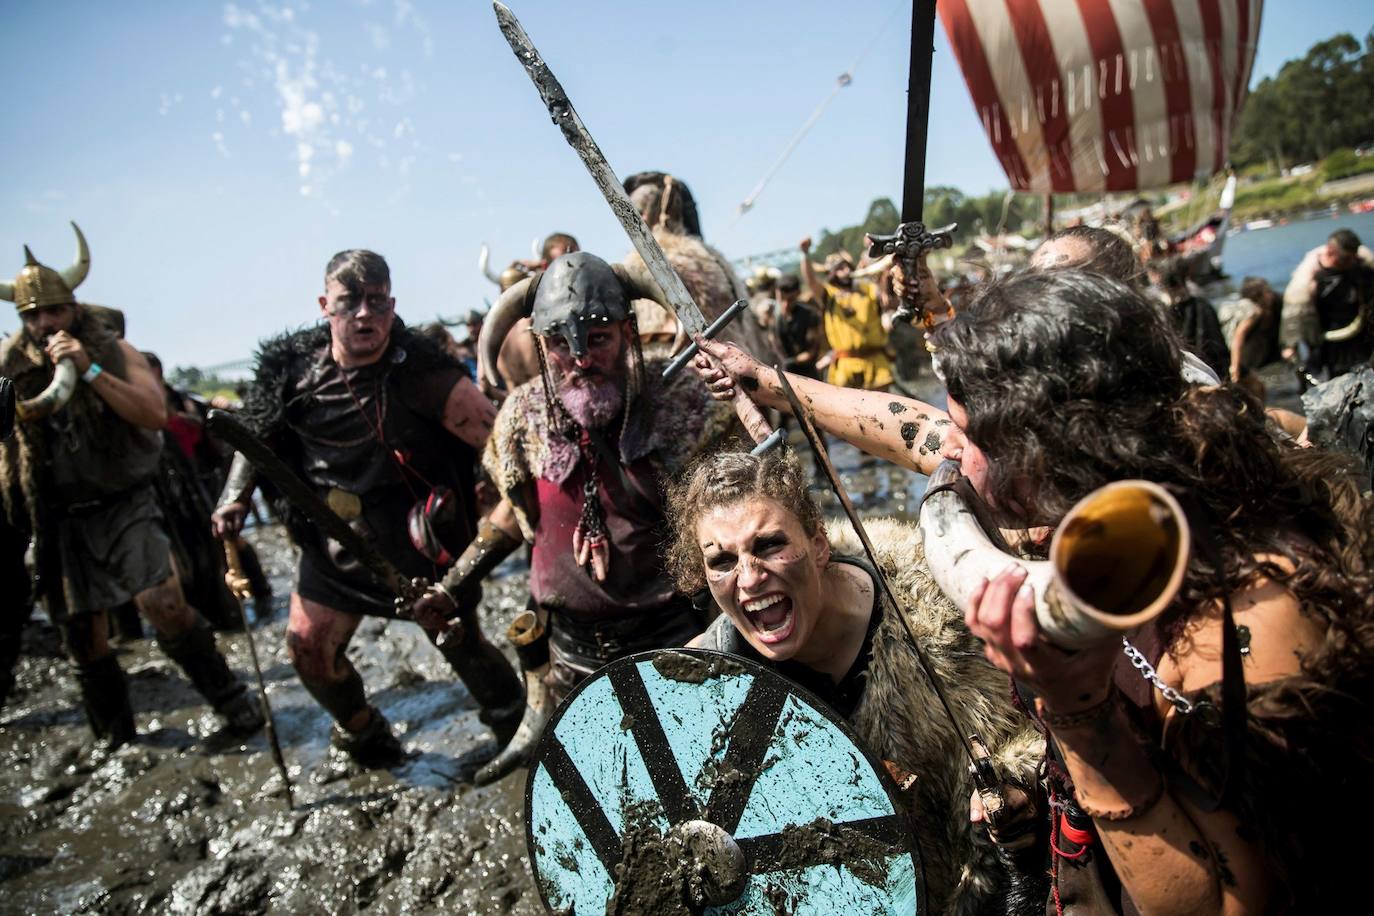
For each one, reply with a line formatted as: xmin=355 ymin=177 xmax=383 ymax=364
xmin=140 ymin=566 xmax=263 ymax=734
xmin=425 ymin=588 xmax=524 ymax=745
xmin=61 ymin=611 xmax=136 ymax=748
xmin=288 ymin=593 xmax=401 ymax=768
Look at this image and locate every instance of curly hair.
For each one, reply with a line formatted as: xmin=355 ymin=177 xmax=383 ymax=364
xmin=1033 ymin=223 xmax=1143 ymax=288
xmin=932 ymin=267 xmax=1373 ymax=644
xmin=664 ymin=449 xmax=821 ymax=594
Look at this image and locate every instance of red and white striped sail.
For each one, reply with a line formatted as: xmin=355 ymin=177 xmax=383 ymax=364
xmin=939 ymin=0 xmax=1263 ymax=193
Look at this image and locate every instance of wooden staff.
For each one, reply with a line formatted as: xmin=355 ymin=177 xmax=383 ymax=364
xmin=223 ymin=538 xmax=294 ymax=809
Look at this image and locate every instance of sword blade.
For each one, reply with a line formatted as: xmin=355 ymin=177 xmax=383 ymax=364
xmin=205 ymin=409 xmax=420 ymax=601
xmin=492 ymin=1 xmax=706 ymax=335
xmin=901 ymin=1 xmax=938 ymax=223
xmin=772 ymin=367 xmax=977 ymax=765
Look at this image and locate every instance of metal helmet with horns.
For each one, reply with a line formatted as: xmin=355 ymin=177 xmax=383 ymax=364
xmin=0 ymin=222 xmax=91 ymax=312
xmin=476 ymin=251 xmax=672 ymax=392
xmin=531 ymin=251 xmax=630 ymax=358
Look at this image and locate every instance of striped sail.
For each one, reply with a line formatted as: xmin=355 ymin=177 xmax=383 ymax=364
xmin=939 ymin=0 xmax=1263 ymax=193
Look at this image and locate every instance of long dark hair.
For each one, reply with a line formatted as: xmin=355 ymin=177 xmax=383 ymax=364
xmin=932 ymin=268 xmax=1372 ymax=643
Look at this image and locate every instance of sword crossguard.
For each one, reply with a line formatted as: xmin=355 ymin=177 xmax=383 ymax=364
xmin=867 ymin=221 xmax=957 ymax=328
xmin=662 ymin=299 xmax=750 ymax=380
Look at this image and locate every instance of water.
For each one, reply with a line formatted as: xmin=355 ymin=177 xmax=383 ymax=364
xmin=1220 ymin=208 xmax=1374 ymax=288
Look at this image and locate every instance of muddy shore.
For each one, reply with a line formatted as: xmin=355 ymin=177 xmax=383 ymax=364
xmin=0 ymin=366 xmax=1302 ymax=914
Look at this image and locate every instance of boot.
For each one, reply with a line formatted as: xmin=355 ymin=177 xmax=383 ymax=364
xmin=474 ymin=611 xmax=555 ymax=786
xmin=434 ymin=592 xmax=525 ymax=745
xmin=75 ymin=655 xmax=136 ymax=749
xmin=301 ymin=663 xmax=405 ymax=770
xmin=158 ymin=615 xmax=263 ymax=736
xmin=330 ymin=705 xmax=405 ymax=769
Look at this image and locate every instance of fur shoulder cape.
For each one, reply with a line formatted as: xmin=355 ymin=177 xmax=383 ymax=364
xmin=827 ymin=517 xmax=1045 ymax=916
xmin=235 ymin=319 xmax=464 ymax=544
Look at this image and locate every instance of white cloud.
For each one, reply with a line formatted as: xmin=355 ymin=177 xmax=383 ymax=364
xmin=367 ymin=24 xmax=390 ymax=52
xmin=217 ymin=0 xmax=430 ymax=196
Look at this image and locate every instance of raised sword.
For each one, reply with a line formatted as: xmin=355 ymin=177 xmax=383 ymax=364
xmin=492 ymin=2 xmax=782 ymax=453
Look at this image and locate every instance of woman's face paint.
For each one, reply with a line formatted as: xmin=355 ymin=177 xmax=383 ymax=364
xmin=695 ymin=497 xmax=829 ymax=663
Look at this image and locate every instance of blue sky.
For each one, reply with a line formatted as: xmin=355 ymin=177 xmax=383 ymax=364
xmin=4 ymin=0 xmax=1370 ymax=369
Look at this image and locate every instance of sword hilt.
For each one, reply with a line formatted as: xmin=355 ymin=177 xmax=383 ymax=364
xmin=662 ymin=299 xmax=750 ymax=380
xmin=867 ymin=221 xmax=957 ymax=327
xmin=222 ymin=539 xmax=253 ymax=603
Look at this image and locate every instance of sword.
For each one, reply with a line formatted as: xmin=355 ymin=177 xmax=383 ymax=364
xmin=223 ymin=537 xmax=294 ymax=809
xmin=865 ymin=1 xmax=957 ymax=329
xmin=205 ymin=410 xmax=430 ymax=610
xmin=493 ymin=2 xmax=781 ymax=454
xmin=772 ymin=367 xmax=1019 ymax=833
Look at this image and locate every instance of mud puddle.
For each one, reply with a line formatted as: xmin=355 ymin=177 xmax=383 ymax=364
xmin=0 ymin=523 xmax=542 ymax=915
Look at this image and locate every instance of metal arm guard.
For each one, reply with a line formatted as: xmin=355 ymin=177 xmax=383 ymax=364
xmin=439 ymin=517 xmax=523 ymax=609
xmin=216 ymin=451 xmax=257 ymax=511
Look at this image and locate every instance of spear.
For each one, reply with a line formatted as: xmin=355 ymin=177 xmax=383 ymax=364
xmin=223 ymin=538 xmax=294 ymax=809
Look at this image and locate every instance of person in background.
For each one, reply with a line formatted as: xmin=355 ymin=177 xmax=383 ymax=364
xmin=799 ymin=237 xmax=893 ymax=391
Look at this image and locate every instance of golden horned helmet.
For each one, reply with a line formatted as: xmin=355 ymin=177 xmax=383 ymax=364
xmin=0 ymin=222 xmax=91 ymax=313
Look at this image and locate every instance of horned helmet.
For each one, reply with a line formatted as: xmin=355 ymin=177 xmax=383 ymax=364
xmin=0 ymin=223 xmax=91 ymax=313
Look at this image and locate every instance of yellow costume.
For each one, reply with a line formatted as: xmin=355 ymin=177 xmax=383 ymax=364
xmin=820 ymin=280 xmax=892 ymax=389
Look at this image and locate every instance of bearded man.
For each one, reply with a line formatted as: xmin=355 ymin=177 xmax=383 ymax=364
xmin=211 ymin=249 xmax=523 ymax=768
xmin=0 ymin=224 xmax=261 ymax=745
xmin=412 ymin=251 xmax=735 ymax=785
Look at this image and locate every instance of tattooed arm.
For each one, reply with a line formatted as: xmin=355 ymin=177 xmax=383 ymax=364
xmin=692 ymin=337 xmax=951 ymax=476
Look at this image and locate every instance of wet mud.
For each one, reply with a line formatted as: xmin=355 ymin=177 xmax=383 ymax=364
xmin=0 ymin=523 xmax=543 ymax=915
xmin=0 ymin=367 xmax=1304 ymax=914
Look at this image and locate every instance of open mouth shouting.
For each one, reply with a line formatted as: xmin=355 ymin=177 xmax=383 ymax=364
xmin=740 ymin=591 xmax=794 ymax=644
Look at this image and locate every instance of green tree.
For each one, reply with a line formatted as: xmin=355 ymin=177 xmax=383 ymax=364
xmin=1232 ymin=30 xmax=1374 ymax=170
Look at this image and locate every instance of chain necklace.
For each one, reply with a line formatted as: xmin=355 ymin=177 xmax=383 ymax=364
xmin=1120 ymin=637 xmax=1197 ymax=715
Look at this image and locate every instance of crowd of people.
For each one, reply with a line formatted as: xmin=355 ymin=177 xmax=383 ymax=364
xmin=2 ymin=168 xmax=1373 ymax=911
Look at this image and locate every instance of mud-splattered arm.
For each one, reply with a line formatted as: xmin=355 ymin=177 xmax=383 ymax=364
xmin=692 ymin=337 xmax=951 ymax=475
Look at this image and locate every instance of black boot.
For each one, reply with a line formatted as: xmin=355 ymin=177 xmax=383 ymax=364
xmin=75 ymin=655 xmax=136 ymax=749
xmin=474 ymin=611 xmax=554 ymax=786
xmin=433 ymin=595 xmax=525 ymax=744
xmin=301 ymin=663 xmax=406 ymax=770
xmin=158 ymin=615 xmax=264 ymax=735
xmin=330 ymin=705 xmax=405 ymax=770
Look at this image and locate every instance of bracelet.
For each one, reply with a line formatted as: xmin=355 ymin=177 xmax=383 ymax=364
xmin=1074 ymin=775 xmax=1166 ymax=822
xmin=82 ymin=363 xmax=103 ymax=384
xmin=1036 ymin=691 xmax=1120 ymax=730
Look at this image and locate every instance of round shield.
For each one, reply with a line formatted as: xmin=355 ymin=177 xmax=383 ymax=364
xmin=525 ymin=648 xmax=924 ymax=914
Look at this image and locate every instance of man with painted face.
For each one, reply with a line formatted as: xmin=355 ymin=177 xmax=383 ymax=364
xmin=411 ymin=251 xmax=735 ymax=785
xmin=211 ymin=249 xmax=523 ymax=768
xmin=0 ymin=224 xmax=262 ymax=746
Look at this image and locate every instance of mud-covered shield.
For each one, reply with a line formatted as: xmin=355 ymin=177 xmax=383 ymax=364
xmin=525 ymin=648 xmax=924 ymax=913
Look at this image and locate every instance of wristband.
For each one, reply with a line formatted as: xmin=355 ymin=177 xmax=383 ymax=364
xmin=82 ymin=363 xmax=103 ymax=384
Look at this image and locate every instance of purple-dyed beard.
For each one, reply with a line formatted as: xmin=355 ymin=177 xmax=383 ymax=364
xmin=557 ymin=372 xmax=624 ymax=430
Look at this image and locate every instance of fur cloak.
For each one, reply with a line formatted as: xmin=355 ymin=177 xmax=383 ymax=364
xmin=826 ymin=517 xmax=1045 ymax=916
xmin=624 ymin=230 xmax=781 ymax=365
